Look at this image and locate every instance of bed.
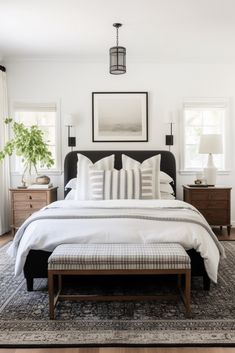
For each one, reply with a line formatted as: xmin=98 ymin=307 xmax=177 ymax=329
xmin=8 ymin=150 xmax=224 ymax=291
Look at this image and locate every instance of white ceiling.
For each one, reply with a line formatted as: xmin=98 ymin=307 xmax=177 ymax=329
xmin=1 ymin=0 xmax=235 ymax=62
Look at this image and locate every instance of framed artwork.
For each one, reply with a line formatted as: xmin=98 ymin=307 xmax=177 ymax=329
xmin=92 ymin=92 xmax=148 ymax=142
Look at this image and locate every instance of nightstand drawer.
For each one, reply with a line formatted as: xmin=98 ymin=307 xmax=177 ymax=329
xmin=200 ymin=210 xmax=228 ymax=225
xmin=14 ymin=211 xmax=33 ymax=227
xmin=191 ymin=200 xmax=227 ymax=210
xmin=190 ymin=189 xmax=228 ymax=201
xmin=208 ymin=190 xmax=228 ymax=200
xmin=13 ymin=192 xmax=47 ymax=202
xmin=13 ymin=201 xmax=47 ymax=210
xmin=191 ymin=191 xmax=209 ymax=201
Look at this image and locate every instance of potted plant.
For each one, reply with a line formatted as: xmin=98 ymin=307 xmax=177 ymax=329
xmin=0 ymin=118 xmax=54 ymax=186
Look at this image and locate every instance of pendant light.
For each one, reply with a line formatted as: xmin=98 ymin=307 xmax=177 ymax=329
xmin=109 ymin=23 xmax=126 ymax=75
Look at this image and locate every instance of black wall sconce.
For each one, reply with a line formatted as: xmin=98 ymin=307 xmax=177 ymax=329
xmin=67 ymin=126 xmax=76 ymax=148
xmin=165 ymin=122 xmax=174 ymax=150
xmin=65 ymin=114 xmax=76 ymax=151
xmin=165 ymin=112 xmax=175 ymax=151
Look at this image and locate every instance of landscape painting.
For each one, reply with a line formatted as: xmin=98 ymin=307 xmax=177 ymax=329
xmin=92 ymin=92 xmax=148 ymax=142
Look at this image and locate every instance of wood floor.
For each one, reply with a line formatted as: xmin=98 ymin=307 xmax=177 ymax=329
xmin=1 ymin=347 xmax=235 ymax=353
xmin=0 ymin=232 xmax=13 ymax=246
xmin=212 ymin=226 xmax=235 ymax=240
xmin=0 ymin=228 xmax=234 ymax=352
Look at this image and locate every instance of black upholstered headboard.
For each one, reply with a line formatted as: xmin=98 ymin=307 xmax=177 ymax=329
xmin=64 ymin=150 xmax=176 ymax=197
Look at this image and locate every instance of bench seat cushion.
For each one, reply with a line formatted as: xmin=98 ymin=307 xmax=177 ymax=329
xmin=48 ymin=243 xmax=191 ymax=271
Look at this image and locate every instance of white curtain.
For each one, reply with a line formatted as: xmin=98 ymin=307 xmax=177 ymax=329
xmin=0 ymin=69 xmax=10 ymax=235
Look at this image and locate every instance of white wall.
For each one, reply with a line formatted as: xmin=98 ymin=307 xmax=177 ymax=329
xmin=5 ymin=60 xmax=235 ymax=222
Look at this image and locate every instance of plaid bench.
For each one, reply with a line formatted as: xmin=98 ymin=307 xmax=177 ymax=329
xmin=48 ymin=243 xmax=191 ymax=319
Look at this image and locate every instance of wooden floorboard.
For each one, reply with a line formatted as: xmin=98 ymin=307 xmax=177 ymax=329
xmin=0 ymin=232 xmax=13 ymax=247
xmin=212 ymin=226 xmax=235 ymax=240
xmin=0 ymin=347 xmax=235 ymax=352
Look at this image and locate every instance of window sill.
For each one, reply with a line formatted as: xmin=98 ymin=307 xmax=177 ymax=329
xmin=11 ymin=170 xmax=63 ymax=177
xmin=179 ymin=170 xmax=231 ymax=176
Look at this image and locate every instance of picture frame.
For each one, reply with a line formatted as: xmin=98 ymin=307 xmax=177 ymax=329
xmin=92 ymin=92 xmax=148 ymax=142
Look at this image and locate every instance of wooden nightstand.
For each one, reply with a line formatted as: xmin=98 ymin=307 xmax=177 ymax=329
xmin=10 ymin=187 xmax=58 ymax=234
xmin=183 ymin=185 xmax=232 ymax=235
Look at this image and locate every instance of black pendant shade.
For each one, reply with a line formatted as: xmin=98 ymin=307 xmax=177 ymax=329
xmin=110 ymin=23 xmax=126 ymax=75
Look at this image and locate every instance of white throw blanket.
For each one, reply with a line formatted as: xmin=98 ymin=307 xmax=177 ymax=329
xmin=8 ymin=199 xmax=225 ymax=282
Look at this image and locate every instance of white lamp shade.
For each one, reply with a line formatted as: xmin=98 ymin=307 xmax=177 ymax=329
xmin=64 ymin=114 xmax=76 ymax=126
xmin=199 ymin=134 xmax=223 ymax=154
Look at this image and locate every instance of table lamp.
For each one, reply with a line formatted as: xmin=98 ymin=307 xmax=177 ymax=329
xmin=199 ymin=134 xmax=223 ymax=186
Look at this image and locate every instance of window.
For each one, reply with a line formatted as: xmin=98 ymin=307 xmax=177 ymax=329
xmin=14 ymin=102 xmax=61 ymax=173
xmin=181 ymin=99 xmax=229 ymax=172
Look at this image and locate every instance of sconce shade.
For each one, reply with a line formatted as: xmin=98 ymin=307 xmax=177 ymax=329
xmin=68 ymin=137 xmax=76 ymax=147
xmin=165 ymin=135 xmax=174 ymax=146
xmin=199 ymin=134 xmax=223 ymax=154
xmin=65 ymin=114 xmax=76 ymax=127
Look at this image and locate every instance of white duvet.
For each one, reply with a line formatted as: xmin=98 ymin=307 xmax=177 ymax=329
xmin=8 ymin=199 xmax=225 ymax=282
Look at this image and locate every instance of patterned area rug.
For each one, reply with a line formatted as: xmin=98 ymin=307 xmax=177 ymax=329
xmin=0 ymin=241 xmax=235 ymax=347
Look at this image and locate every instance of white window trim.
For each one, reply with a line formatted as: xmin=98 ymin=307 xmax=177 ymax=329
xmin=10 ymin=98 xmax=62 ymax=175
xmin=179 ymin=97 xmax=231 ymax=175
xmin=179 ymin=170 xmax=231 ymax=176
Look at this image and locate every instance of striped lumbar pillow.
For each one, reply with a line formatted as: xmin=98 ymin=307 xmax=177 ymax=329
xmin=122 ymin=154 xmax=161 ymax=199
xmin=89 ymin=168 xmax=154 ymax=200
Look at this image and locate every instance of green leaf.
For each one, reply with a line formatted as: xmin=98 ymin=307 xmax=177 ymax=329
xmin=0 ymin=119 xmax=55 ymax=170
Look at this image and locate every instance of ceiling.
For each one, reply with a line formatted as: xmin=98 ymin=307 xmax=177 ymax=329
xmin=1 ymin=0 xmax=235 ymax=62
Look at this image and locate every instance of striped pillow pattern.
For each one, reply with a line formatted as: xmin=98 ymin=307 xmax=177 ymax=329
xmin=122 ymin=154 xmax=161 ymax=199
xmin=75 ymin=153 xmax=115 ymax=200
xmin=90 ymin=168 xmax=154 ymax=200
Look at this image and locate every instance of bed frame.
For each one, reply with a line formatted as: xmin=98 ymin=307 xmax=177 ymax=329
xmin=23 ymin=150 xmax=210 ymax=291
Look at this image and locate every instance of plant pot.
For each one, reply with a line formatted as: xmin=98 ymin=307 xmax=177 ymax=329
xmin=22 ymin=167 xmax=37 ymax=187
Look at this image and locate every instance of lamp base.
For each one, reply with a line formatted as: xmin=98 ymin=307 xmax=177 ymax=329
xmin=203 ymin=167 xmax=217 ymax=186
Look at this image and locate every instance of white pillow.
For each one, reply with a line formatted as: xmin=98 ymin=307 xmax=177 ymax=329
xmin=66 ymin=163 xmax=174 ymax=195
xmin=122 ymin=154 xmax=161 ymax=199
xmin=160 ymin=192 xmax=175 ymax=200
xmin=65 ymin=171 xmax=173 ymax=192
xmin=75 ymin=153 xmax=115 ymax=200
xmin=65 ymin=178 xmax=77 ymax=190
xmin=160 ymin=171 xmax=173 ymax=184
xmin=160 ymin=183 xmax=174 ymax=194
xmin=65 ymin=189 xmax=76 ymax=200
xmin=90 ymin=168 xmax=154 ymax=200
xmin=66 ymin=170 xmax=173 ymax=191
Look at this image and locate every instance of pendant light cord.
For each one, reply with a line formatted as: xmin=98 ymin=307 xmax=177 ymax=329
xmin=116 ymin=27 xmax=119 ymax=47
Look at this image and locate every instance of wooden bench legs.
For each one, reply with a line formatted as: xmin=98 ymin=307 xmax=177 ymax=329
xmin=48 ymin=272 xmax=62 ymax=320
xmin=48 ymin=270 xmax=191 ymax=320
xmin=178 ymin=270 xmax=191 ymax=316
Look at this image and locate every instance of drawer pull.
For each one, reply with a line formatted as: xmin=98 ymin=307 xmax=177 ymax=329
xmin=30 ymin=204 xmax=32 ymax=208
xmin=29 ymin=196 xmax=32 ymax=200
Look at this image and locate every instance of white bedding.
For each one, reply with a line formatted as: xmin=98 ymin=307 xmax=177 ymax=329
xmin=8 ymin=199 xmax=224 ymax=282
